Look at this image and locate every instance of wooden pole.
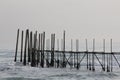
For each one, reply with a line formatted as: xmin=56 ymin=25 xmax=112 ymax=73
xmin=63 ymin=31 xmax=66 ymax=68
xmin=107 ymin=39 xmax=110 ymax=72
xmin=40 ymin=33 xmax=43 ymax=67
xmin=42 ymin=32 xmax=45 ymax=67
xmin=28 ymin=30 xmax=30 ymax=62
xmin=37 ymin=34 xmax=40 ymax=66
xmin=20 ymin=30 xmax=24 ymax=62
xmin=89 ymin=40 xmax=91 ymax=70
xmin=92 ymin=39 xmax=95 ymax=71
xmin=23 ymin=29 xmax=28 ymax=65
xmin=14 ymin=29 xmax=19 ymax=62
xmin=57 ymin=39 xmax=59 ymax=68
xmin=70 ymin=39 xmax=73 ymax=68
xmin=51 ymin=34 xmax=53 ymax=67
xmin=76 ymin=39 xmax=79 ymax=69
xmin=103 ymin=39 xmax=105 ymax=71
xmin=86 ymin=39 xmax=88 ymax=70
xmin=111 ymin=39 xmax=113 ymax=72
xmin=30 ymin=32 xmax=33 ymax=66
xmin=46 ymin=39 xmax=50 ymax=67
xmin=40 ymin=32 xmax=45 ymax=68
xmin=50 ymin=34 xmax=55 ymax=67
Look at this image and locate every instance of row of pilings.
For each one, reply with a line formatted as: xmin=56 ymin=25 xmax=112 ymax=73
xmin=14 ymin=29 xmax=120 ymax=72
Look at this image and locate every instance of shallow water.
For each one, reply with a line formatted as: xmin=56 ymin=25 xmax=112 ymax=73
xmin=0 ymin=50 xmax=120 ymax=80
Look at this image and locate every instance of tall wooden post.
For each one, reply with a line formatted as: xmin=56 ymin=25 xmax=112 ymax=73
xmin=42 ymin=32 xmax=45 ymax=67
xmin=63 ymin=31 xmax=66 ymax=68
xmin=40 ymin=33 xmax=43 ymax=67
xmin=57 ymin=39 xmax=60 ymax=68
xmin=103 ymin=39 xmax=105 ymax=71
xmin=92 ymin=39 xmax=95 ymax=71
xmin=41 ymin=32 xmax=45 ymax=68
xmin=70 ymin=39 xmax=73 ymax=68
xmin=37 ymin=34 xmax=40 ymax=66
xmin=86 ymin=39 xmax=88 ymax=70
xmin=111 ymin=39 xmax=113 ymax=72
xmin=14 ymin=29 xmax=19 ymax=62
xmin=50 ymin=34 xmax=55 ymax=67
xmin=30 ymin=32 xmax=33 ymax=66
xmin=23 ymin=29 xmax=28 ymax=65
xmin=46 ymin=39 xmax=50 ymax=67
xmin=76 ymin=39 xmax=79 ymax=69
xmin=28 ymin=30 xmax=30 ymax=62
xmin=20 ymin=30 xmax=24 ymax=62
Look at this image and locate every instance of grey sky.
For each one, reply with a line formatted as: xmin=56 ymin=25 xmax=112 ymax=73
xmin=0 ymin=0 xmax=120 ymax=51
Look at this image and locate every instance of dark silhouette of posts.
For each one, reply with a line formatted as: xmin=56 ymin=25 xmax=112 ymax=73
xmin=40 ymin=32 xmax=45 ymax=68
xmin=20 ymin=30 xmax=24 ymax=62
xmin=30 ymin=32 xmax=33 ymax=66
xmin=50 ymin=34 xmax=55 ymax=67
xmin=14 ymin=29 xmax=120 ymax=72
xmin=76 ymin=39 xmax=79 ymax=69
xmin=31 ymin=31 xmax=37 ymax=67
xmin=107 ymin=39 xmax=110 ymax=72
xmin=86 ymin=39 xmax=89 ymax=70
xmin=46 ymin=39 xmax=50 ymax=67
xmin=14 ymin=29 xmax=19 ymax=62
xmin=57 ymin=39 xmax=60 ymax=68
xmin=40 ymin=33 xmax=43 ymax=67
xmin=89 ymin=41 xmax=91 ymax=70
xmin=110 ymin=39 xmax=113 ymax=72
xmin=36 ymin=34 xmax=40 ymax=66
xmin=62 ymin=31 xmax=66 ymax=68
xmin=23 ymin=29 xmax=29 ymax=65
xmin=70 ymin=39 xmax=73 ymax=68
xmin=60 ymin=39 xmax=63 ymax=68
xmin=28 ymin=30 xmax=30 ymax=62
xmin=92 ymin=39 xmax=95 ymax=71
xmin=102 ymin=39 xmax=105 ymax=71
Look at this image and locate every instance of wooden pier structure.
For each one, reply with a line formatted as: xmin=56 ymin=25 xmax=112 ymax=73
xmin=14 ymin=29 xmax=120 ymax=72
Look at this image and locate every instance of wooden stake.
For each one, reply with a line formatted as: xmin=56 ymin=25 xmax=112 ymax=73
xmin=23 ymin=29 xmax=28 ymax=65
xmin=14 ymin=29 xmax=19 ymax=62
xmin=86 ymin=39 xmax=88 ymax=70
xmin=92 ymin=39 xmax=95 ymax=71
xmin=20 ymin=30 xmax=24 ymax=62
xmin=28 ymin=30 xmax=30 ymax=62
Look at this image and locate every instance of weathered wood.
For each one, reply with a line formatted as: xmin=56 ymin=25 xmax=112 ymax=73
xmin=40 ymin=32 xmax=45 ymax=68
xmin=46 ymin=39 xmax=50 ymax=67
xmin=40 ymin=33 xmax=43 ymax=67
xmin=62 ymin=31 xmax=66 ymax=68
xmin=70 ymin=39 xmax=73 ymax=68
xmin=42 ymin=32 xmax=45 ymax=67
xmin=28 ymin=30 xmax=30 ymax=62
xmin=14 ymin=29 xmax=19 ymax=62
xmin=20 ymin=30 xmax=24 ymax=62
xmin=30 ymin=31 xmax=33 ymax=65
xmin=23 ymin=29 xmax=28 ymax=65
xmin=37 ymin=33 xmax=40 ymax=66
xmin=57 ymin=39 xmax=60 ymax=68
xmin=102 ymin=39 xmax=105 ymax=71
xmin=76 ymin=39 xmax=79 ymax=69
xmin=110 ymin=39 xmax=113 ymax=72
xmin=50 ymin=34 xmax=55 ymax=67
xmin=92 ymin=39 xmax=95 ymax=71
xmin=86 ymin=39 xmax=88 ymax=70
xmin=31 ymin=32 xmax=37 ymax=67
xmin=15 ymin=29 xmax=120 ymax=72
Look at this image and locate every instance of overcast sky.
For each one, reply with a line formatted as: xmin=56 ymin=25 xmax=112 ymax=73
xmin=0 ymin=0 xmax=120 ymax=51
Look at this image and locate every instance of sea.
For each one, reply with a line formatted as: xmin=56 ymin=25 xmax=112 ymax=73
xmin=0 ymin=49 xmax=120 ymax=80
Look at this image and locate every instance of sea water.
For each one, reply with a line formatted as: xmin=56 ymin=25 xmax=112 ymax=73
xmin=0 ymin=49 xmax=120 ymax=80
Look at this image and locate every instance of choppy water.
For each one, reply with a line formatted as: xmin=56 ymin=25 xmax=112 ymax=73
xmin=0 ymin=50 xmax=120 ymax=80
